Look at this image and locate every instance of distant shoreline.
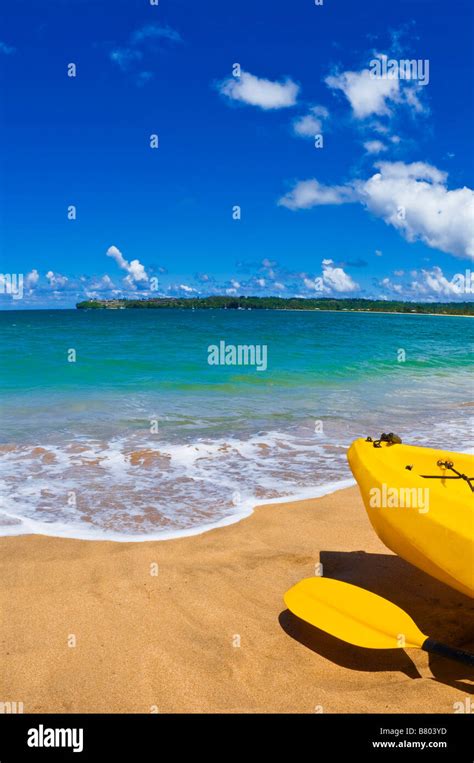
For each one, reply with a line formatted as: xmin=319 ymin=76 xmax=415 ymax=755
xmin=75 ymin=296 xmax=474 ymax=317
xmin=1 ymin=306 xmax=473 ymax=316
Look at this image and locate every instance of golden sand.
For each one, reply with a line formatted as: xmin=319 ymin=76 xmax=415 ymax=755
xmin=0 ymin=486 xmax=472 ymax=713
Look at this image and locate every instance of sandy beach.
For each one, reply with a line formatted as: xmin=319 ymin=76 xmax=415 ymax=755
xmin=1 ymin=486 xmax=472 ymax=714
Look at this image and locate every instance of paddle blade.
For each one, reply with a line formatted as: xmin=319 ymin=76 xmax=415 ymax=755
xmin=284 ymin=577 xmax=427 ymax=650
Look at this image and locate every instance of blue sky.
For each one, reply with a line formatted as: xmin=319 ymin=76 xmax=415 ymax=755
xmin=0 ymin=0 xmax=473 ymax=308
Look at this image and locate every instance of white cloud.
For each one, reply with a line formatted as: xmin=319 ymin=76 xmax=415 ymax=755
xmin=109 ymin=48 xmax=143 ymax=71
xmin=321 ymin=259 xmax=359 ymax=292
xmin=368 ymin=161 xmax=445 ymax=183
xmin=326 ymin=69 xmax=399 ymax=118
xmin=87 ymin=274 xmax=116 ymax=292
xmin=46 ymin=271 xmax=68 ymax=288
xmin=357 ymin=162 xmax=474 ymax=259
xmin=380 ymin=277 xmax=403 ymax=294
xmin=179 ymin=284 xmax=197 ymax=293
xmin=378 ymin=265 xmax=470 ymax=299
xmin=325 ymin=57 xmax=424 ymax=119
xmin=279 ymin=162 xmax=474 ymax=260
xmin=26 ymin=269 xmax=39 ymax=287
xmin=403 ymin=86 xmax=424 ymax=114
xmin=411 ymin=266 xmax=467 ymax=297
xmin=110 ymin=24 xmax=181 ymax=76
xmin=363 ymin=139 xmax=387 ymax=154
xmin=372 ymin=121 xmax=390 ymax=134
xmin=375 ymin=249 xmax=383 ymax=257
xmin=230 ymin=279 xmax=241 ymax=289
xmin=278 ymin=179 xmax=356 ymax=210
xmin=303 ymin=260 xmax=359 ymax=294
xmin=219 ymin=70 xmax=299 ymax=110
xmin=131 ymin=24 xmax=182 ymax=45
xmin=293 ymin=106 xmax=328 ymax=138
xmin=106 ymin=245 xmax=148 ymax=284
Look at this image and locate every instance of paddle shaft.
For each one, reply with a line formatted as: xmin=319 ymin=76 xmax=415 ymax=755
xmin=422 ymin=638 xmax=474 ymax=667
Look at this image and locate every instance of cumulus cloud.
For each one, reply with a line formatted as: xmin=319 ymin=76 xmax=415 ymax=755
xmin=293 ymin=106 xmax=329 ymax=138
xmin=278 ymin=179 xmax=356 ymax=210
xmin=372 ymin=121 xmax=390 ymax=135
xmin=326 ymin=69 xmax=398 ymax=118
xmin=321 ymin=259 xmax=359 ymax=292
xmin=25 ymin=269 xmax=39 ymax=288
xmin=325 ymin=56 xmax=424 ymax=119
xmin=46 ymin=271 xmax=68 ymax=288
xmin=279 ymin=161 xmax=474 ymax=260
xmin=219 ymin=70 xmax=299 ymax=110
xmin=411 ymin=266 xmax=468 ymax=297
xmin=106 ymin=245 xmax=148 ymax=285
xmin=380 ymin=277 xmax=403 ymax=294
xmin=303 ymin=260 xmax=359 ymax=294
xmin=219 ymin=260 xmax=300 ymax=295
xmin=86 ymin=274 xmax=116 ymax=292
xmin=357 ymin=162 xmax=474 ymax=259
xmin=378 ymin=265 xmax=471 ymax=299
xmin=363 ymin=139 xmax=387 ymax=154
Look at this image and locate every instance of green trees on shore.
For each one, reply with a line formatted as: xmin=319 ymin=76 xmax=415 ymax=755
xmin=75 ymin=296 xmax=474 ymax=315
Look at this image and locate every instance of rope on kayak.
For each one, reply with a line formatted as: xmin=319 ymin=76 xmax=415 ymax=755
xmin=365 ymin=435 xmax=473 ymax=493
xmin=366 ymin=433 xmax=402 ymax=448
xmin=421 ymin=460 xmax=474 ymax=493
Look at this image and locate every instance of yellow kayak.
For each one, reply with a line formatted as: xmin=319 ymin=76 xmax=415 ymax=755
xmin=347 ymin=436 xmax=474 ymax=598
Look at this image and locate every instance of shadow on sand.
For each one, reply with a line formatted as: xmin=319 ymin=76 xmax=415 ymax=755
xmin=279 ymin=550 xmax=474 ymax=691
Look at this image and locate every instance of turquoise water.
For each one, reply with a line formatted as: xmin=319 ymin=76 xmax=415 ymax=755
xmin=0 ymin=308 xmax=472 ymax=539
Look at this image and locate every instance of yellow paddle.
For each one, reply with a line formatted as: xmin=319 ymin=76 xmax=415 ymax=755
xmin=284 ymin=577 xmax=474 ymax=666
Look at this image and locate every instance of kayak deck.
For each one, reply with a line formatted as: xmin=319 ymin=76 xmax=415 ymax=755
xmin=348 ymin=438 xmax=474 ymax=598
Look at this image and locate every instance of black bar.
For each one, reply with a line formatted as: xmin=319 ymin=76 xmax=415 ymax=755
xmin=0 ymin=713 xmax=472 ymax=760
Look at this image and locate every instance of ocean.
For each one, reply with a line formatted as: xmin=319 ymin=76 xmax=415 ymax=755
xmin=0 ymin=308 xmax=472 ymax=540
